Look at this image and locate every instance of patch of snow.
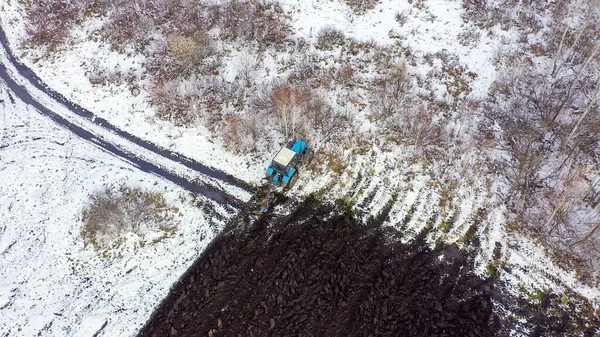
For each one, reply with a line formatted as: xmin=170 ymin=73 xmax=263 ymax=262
xmin=0 ymin=82 xmax=229 ymax=336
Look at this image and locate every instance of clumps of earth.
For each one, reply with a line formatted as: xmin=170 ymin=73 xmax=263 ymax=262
xmin=138 ymin=197 xmax=500 ymax=337
xmin=138 ymin=197 xmax=600 ymax=337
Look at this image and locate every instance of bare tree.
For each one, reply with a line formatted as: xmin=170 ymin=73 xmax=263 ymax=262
xmin=270 ymin=84 xmax=305 ymax=140
xmin=235 ymin=52 xmax=258 ymax=87
xmin=479 ymin=1 xmax=600 ymax=281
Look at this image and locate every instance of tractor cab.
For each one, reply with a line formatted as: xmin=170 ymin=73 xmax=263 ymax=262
xmin=266 ymin=139 xmax=311 ymax=188
xmin=256 ymin=139 xmax=312 ymax=214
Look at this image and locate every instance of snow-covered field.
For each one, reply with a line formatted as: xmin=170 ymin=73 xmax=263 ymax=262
xmin=1 ymin=0 xmax=599 ymax=335
xmin=0 ymin=2 xmax=267 ymax=184
xmin=0 ymin=0 xmax=503 ymax=179
xmin=0 ymin=82 xmax=231 ymax=336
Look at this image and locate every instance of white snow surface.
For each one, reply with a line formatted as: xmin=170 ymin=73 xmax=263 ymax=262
xmin=0 ymin=83 xmax=228 ymax=336
xmin=0 ymin=2 xmax=267 ymax=185
xmin=282 ymin=0 xmax=503 ymax=98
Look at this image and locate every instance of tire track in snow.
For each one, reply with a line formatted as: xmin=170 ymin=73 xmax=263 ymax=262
xmin=0 ymin=72 xmax=242 ymax=207
xmin=0 ymin=26 xmax=251 ymax=207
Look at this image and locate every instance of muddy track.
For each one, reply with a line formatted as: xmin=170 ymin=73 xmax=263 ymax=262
xmin=0 ymin=24 xmax=254 ymax=206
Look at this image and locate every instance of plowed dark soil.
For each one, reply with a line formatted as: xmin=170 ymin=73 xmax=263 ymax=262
xmin=138 ymin=198 xmax=497 ymax=337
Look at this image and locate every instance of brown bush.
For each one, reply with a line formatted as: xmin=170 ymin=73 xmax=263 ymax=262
xmin=316 ymin=26 xmax=346 ymax=50
xmin=250 ymin=80 xmax=351 ymax=145
xmin=167 ymin=32 xmax=216 ymax=75
xmin=221 ymin=113 xmax=264 ymax=152
xmin=81 ymin=185 xmax=176 ymax=254
xmin=169 ymin=35 xmax=200 ymax=63
xmin=220 ymin=0 xmax=291 ymax=48
xmin=344 ymin=0 xmax=380 ymax=14
xmin=269 ymin=83 xmax=307 ymax=139
xmin=22 ymin=0 xmax=92 ymax=51
xmin=370 ymin=63 xmax=412 ymax=120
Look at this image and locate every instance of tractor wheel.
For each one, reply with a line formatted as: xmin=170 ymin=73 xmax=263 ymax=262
xmin=284 ymin=173 xmax=298 ymax=190
xmin=303 ymin=151 xmax=314 ymax=166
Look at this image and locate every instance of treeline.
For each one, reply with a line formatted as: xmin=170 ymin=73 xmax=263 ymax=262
xmin=466 ymin=0 xmax=600 ymax=283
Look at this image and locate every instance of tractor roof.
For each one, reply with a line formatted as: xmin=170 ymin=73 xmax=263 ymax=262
xmin=273 ymin=147 xmax=296 ymax=167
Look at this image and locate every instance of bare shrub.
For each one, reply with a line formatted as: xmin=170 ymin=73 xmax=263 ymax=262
xmin=145 ymin=34 xmax=221 ymax=127
xmin=385 ymin=104 xmax=445 ymax=155
xmin=101 ymin=0 xmax=215 ymax=53
xmin=335 ymin=64 xmax=356 ymax=86
xmin=462 ymin=0 xmax=570 ymax=33
xmin=288 ymin=54 xmax=319 ymax=84
xmin=344 ymin=38 xmax=380 ymax=57
xmin=302 ymin=93 xmax=352 ymax=144
xmin=146 ymin=33 xmax=219 ymax=84
xmin=370 ymin=63 xmax=412 ymax=120
xmin=235 ymin=52 xmax=258 ymax=87
xmin=23 ymin=0 xmax=289 ymax=59
xmin=316 ymin=26 xmax=346 ymax=50
xmin=88 ymin=68 xmax=139 ymax=96
xmin=250 ymin=80 xmax=277 ymax=111
xmin=150 ymin=79 xmax=200 ymax=126
xmin=395 ymin=10 xmax=410 ymax=26
xmin=480 ymin=5 xmax=600 ymax=282
xmin=102 ymin=0 xmax=156 ymax=52
xmin=220 ymin=0 xmax=291 ymax=47
xmin=461 ymin=0 xmax=510 ymax=28
xmin=457 ymin=26 xmax=481 ymax=47
xmin=201 ymin=76 xmax=247 ymax=112
xmin=149 ymin=75 xmax=249 ymax=130
xmin=81 ymin=185 xmax=177 ymax=255
xmin=288 ymin=58 xmax=337 ymax=89
xmin=145 ymin=36 xmax=180 ymax=81
xmin=22 ymin=0 xmax=91 ymax=51
xmin=221 ymin=113 xmax=264 ymax=152
xmin=312 ymin=68 xmax=336 ymax=89
xmin=344 ymin=0 xmax=380 ymax=14
xmin=368 ymin=59 xmax=448 ymax=156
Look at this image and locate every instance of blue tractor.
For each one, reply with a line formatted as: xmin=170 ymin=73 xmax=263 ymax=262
xmin=265 ymin=139 xmax=313 ymax=188
xmin=255 ymin=140 xmax=312 ymax=214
